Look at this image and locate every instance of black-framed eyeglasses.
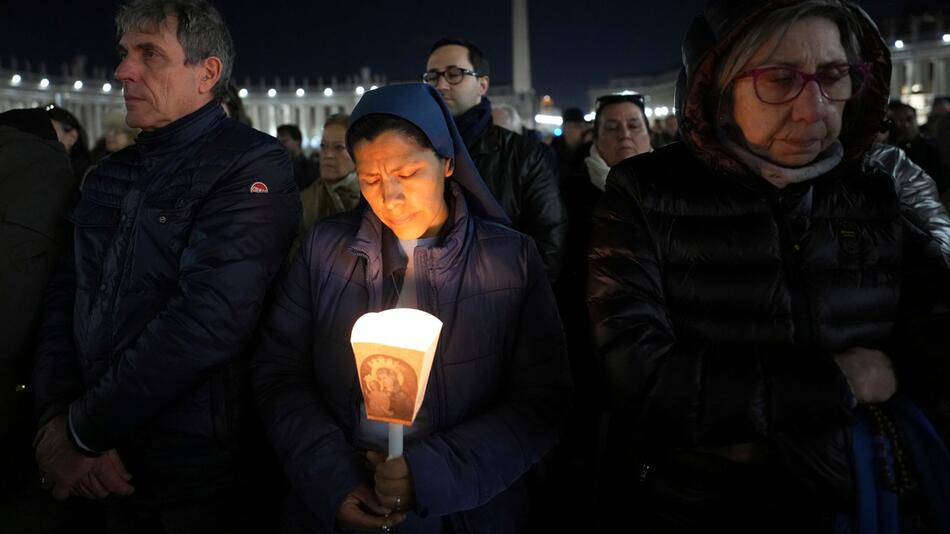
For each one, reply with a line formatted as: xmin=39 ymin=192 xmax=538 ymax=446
xmin=736 ymin=63 xmax=872 ymax=105
xmin=422 ymin=66 xmax=480 ymax=85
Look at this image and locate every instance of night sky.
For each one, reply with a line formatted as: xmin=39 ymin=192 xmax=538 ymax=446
xmin=0 ymin=0 xmax=943 ymax=109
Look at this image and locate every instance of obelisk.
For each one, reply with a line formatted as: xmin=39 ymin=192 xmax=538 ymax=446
xmin=512 ymin=0 xmax=532 ymax=94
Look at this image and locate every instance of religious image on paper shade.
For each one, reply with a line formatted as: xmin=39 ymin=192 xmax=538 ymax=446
xmin=360 ymin=354 xmax=418 ymax=424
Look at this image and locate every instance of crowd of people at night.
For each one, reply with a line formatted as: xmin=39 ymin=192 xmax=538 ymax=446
xmin=2 ymin=0 xmax=950 ymax=533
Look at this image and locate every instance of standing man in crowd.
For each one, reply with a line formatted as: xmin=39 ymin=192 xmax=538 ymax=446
xmin=888 ymin=101 xmax=950 ymax=195
xmin=551 ymin=107 xmax=589 ymax=182
xmin=424 ymin=38 xmax=567 ymax=281
xmin=278 ymin=123 xmax=321 ymax=191
xmin=0 ymin=109 xmax=76 ymax=531
xmin=32 ymin=0 xmax=299 ymax=531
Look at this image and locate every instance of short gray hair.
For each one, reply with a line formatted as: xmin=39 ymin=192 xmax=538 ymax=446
xmin=116 ymin=0 xmax=234 ymax=99
xmin=714 ymin=1 xmax=863 ymax=94
xmin=492 ymin=103 xmax=523 ymax=132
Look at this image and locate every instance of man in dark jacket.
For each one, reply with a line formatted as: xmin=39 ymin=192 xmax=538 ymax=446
xmin=0 ymin=109 xmax=76 ymax=527
xmin=424 ymin=38 xmax=567 ymax=282
xmin=31 ymin=1 xmax=299 ymax=531
xmin=278 ymin=123 xmax=320 ymax=191
xmin=888 ymin=101 xmax=950 ymax=195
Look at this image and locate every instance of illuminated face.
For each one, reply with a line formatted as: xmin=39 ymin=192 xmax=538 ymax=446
xmin=319 ymin=124 xmax=355 ymax=182
xmin=731 ymin=17 xmax=848 ymax=167
xmin=595 ymin=102 xmax=651 ymax=167
xmin=354 ymin=131 xmax=452 ymax=240
xmin=425 ymin=45 xmax=488 ymax=116
xmin=115 ymin=16 xmax=219 ymax=130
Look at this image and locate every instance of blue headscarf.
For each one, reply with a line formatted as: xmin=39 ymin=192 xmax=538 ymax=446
xmin=347 ymin=83 xmax=510 ymax=226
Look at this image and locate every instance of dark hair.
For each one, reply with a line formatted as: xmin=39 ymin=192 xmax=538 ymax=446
xmin=430 ymin=37 xmax=490 ymax=78
xmin=593 ymin=94 xmax=650 ymax=138
xmin=45 ymin=104 xmax=92 ymax=175
xmin=346 ymin=114 xmax=437 ymax=159
xmin=222 ymin=83 xmax=251 ymax=126
xmin=277 ymin=124 xmax=302 ymax=143
xmin=888 ymin=101 xmax=915 ymax=114
xmin=324 ymin=113 xmax=349 ymax=129
xmin=116 ymin=0 xmax=235 ymax=99
xmin=562 ymin=107 xmax=586 ymax=124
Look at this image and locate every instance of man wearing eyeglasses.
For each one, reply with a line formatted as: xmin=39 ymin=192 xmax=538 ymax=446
xmin=424 ymin=37 xmax=566 ymax=282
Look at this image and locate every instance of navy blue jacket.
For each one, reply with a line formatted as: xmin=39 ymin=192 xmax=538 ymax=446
xmin=253 ymin=183 xmax=571 ymax=533
xmin=33 ymin=101 xmax=300 ymax=464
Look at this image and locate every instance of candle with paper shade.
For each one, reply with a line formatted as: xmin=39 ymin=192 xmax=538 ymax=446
xmin=350 ymin=308 xmax=443 ymax=459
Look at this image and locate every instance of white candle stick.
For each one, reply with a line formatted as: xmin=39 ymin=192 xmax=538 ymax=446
xmin=388 ymin=423 xmax=404 ymax=459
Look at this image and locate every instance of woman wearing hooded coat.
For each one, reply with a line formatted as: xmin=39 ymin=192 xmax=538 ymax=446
xmin=588 ymin=0 xmax=950 ymax=532
xmin=253 ymin=83 xmax=571 ymax=534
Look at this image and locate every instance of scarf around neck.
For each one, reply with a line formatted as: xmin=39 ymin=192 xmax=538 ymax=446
xmin=721 ymin=132 xmax=844 ymax=189
xmin=455 ymin=96 xmax=493 ymax=148
xmin=584 ymin=144 xmax=611 ymax=192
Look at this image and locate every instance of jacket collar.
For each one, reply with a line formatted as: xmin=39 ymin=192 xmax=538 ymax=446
xmin=133 ymin=99 xmax=225 ymax=159
xmin=466 ymin=123 xmax=500 ymax=158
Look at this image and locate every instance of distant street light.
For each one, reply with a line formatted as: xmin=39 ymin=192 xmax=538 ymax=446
xmin=534 ymin=114 xmax=562 ymax=126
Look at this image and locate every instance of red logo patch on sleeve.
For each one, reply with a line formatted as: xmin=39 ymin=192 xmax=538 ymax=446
xmin=250 ymin=181 xmax=269 ymax=193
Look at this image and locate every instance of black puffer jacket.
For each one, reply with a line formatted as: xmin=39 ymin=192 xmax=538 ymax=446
xmin=33 ymin=101 xmax=299 ymax=476
xmin=587 ymin=0 xmax=950 ymax=512
xmin=469 ymin=124 xmax=567 ymax=281
xmin=0 ymin=122 xmax=74 ymax=496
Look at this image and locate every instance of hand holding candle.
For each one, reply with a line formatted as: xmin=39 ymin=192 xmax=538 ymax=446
xmin=367 ymin=450 xmax=414 ymax=511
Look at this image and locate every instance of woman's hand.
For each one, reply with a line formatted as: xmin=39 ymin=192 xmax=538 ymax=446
xmin=336 ymin=483 xmax=405 ymax=531
xmin=367 ymin=450 xmax=415 ymax=512
xmin=833 ymin=347 xmax=897 ymax=404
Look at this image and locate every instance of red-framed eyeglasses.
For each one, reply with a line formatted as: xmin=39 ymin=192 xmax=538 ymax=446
xmin=736 ymin=63 xmax=872 ymax=105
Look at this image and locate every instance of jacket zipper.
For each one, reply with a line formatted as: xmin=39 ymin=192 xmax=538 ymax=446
xmin=770 ymin=192 xmax=814 ymax=347
xmin=349 ymin=249 xmax=373 ymax=436
xmin=414 ymin=247 xmax=444 ymax=430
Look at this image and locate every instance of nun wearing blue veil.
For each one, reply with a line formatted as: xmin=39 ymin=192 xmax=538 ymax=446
xmin=253 ymin=83 xmax=572 ymax=533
